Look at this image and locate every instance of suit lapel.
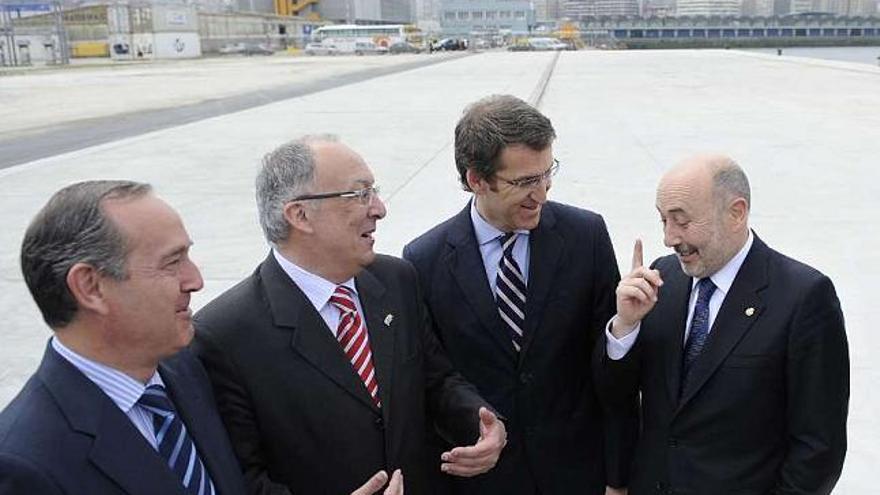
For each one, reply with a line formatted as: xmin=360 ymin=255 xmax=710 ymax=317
xmin=261 ymin=253 xmax=380 ymax=414
xmin=659 ymin=265 xmax=693 ymax=405
xmin=355 ymin=268 xmax=394 ymax=418
xmin=677 ymin=238 xmax=769 ymax=411
xmin=38 ymin=345 xmax=184 ymax=495
xmin=446 ymin=204 xmax=518 ymax=362
xmin=519 ymin=206 xmax=564 ymax=358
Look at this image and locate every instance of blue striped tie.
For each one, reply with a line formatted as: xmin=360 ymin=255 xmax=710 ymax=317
xmin=682 ymin=278 xmax=717 ymax=381
xmin=138 ymin=384 xmax=216 ymax=495
xmin=496 ymin=232 xmax=527 ymax=352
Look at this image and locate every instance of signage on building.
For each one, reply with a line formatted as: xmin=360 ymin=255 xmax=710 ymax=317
xmin=166 ymin=10 xmax=188 ymax=26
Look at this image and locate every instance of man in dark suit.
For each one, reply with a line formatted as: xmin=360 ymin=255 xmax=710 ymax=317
xmin=193 ymin=135 xmax=507 ymax=495
xmin=602 ymin=154 xmax=849 ymax=494
xmin=403 ymin=95 xmax=632 ymax=494
xmin=0 ymin=180 xmax=246 ymax=495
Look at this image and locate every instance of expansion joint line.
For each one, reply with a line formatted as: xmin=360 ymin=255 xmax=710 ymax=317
xmin=529 ymin=51 xmax=560 ymax=109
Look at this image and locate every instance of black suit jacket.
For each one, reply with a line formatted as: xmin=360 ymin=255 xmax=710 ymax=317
xmin=598 ymin=235 xmax=849 ymax=495
xmin=193 ymin=253 xmax=490 ymax=495
xmin=0 ymin=344 xmax=246 ymax=495
xmin=403 ymin=201 xmax=632 ymax=494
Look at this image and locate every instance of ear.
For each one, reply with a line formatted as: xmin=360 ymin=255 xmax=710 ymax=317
xmin=66 ymin=263 xmax=111 ymax=316
xmin=284 ymin=201 xmax=314 ymax=235
xmin=728 ymin=197 xmax=749 ymax=231
xmin=466 ymin=168 xmax=490 ymax=194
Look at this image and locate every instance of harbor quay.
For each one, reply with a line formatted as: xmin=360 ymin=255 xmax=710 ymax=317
xmin=0 ymin=49 xmax=877 ymax=493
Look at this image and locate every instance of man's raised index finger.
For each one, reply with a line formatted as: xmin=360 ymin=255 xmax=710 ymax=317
xmin=632 ymin=239 xmax=644 ymax=270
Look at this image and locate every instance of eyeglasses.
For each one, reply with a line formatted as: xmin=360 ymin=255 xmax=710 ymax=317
xmin=495 ymin=159 xmax=560 ymax=189
xmin=291 ymin=185 xmax=381 ymax=205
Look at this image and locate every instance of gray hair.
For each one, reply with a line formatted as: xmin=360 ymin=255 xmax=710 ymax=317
xmin=256 ymin=135 xmax=337 ymax=244
xmin=20 ymin=180 xmax=152 ymax=329
xmin=711 ymin=157 xmax=751 ymax=210
xmin=454 ymin=94 xmax=556 ymax=191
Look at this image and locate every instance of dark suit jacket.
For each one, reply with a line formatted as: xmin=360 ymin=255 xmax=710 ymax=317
xmin=0 ymin=344 xmax=246 ymax=495
xmin=598 ymin=235 xmax=849 ymax=495
xmin=403 ymin=201 xmax=632 ymax=494
xmin=193 ymin=253 xmax=490 ymax=495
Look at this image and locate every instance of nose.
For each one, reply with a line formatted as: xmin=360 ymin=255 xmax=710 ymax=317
xmin=180 ymin=257 xmax=204 ymax=293
xmin=529 ymin=180 xmax=550 ymax=204
xmin=663 ymin=222 xmax=679 ymax=248
xmin=369 ymin=194 xmax=387 ymax=220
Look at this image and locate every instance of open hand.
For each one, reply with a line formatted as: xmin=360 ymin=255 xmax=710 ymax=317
xmin=440 ymin=407 xmax=507 ymax=477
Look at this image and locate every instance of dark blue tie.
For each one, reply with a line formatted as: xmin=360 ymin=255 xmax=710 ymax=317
xmin=496 ymin=232 xmax=527 ymax=352
xmin=682 ymin=278 xmax=717 ymax=379
xmin=138 ymin=384 xmax=216 ymax=495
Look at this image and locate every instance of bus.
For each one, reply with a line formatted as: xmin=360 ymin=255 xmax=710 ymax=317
xmin=312 ymin=24 xmax=423 ymax=50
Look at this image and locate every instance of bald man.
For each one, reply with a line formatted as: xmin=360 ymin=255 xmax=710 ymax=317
xmin=598 ymin=155 xmax=849 ymax=494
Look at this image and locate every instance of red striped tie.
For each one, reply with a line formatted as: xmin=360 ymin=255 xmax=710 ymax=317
xmin=329 ymin=286 xmax=381 ymax=407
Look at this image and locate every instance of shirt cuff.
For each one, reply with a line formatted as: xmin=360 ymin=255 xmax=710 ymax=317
xmin=605 ymin=316 xmax=640 ymax=361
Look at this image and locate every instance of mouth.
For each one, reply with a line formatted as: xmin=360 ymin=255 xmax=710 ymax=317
xmin=360 ymin=228 xmax=376 ymax=242
xmin=675 ymin=245 xmax=698 ymax=263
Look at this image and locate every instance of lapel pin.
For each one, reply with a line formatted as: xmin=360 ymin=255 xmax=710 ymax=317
xmin=745 ymin=307 xmax=756 ymax=317
xmin=384 ymin=314 xmax=394 ymax=326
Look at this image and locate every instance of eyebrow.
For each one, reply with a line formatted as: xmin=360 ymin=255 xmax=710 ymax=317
xmin=160 ymin=243 xmax=192 ymax=262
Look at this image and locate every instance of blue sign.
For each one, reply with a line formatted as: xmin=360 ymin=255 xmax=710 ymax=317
xmin=1 ymin=3 xmax=52 ymax=12
xmin=303 ymin=25 xmax=313 ymax=35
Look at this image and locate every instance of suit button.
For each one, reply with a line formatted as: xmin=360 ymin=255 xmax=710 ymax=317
xmin=668 ymin=438 xmax=678 ymax=448
xmin=374 ymin=417 xmax=384 ymax=430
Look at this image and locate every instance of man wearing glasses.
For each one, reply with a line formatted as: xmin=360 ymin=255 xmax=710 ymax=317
xmin=193 ymin=135 xmax=507 ymax=495
xmin=403 ymin=95 xmax=633 ymax=495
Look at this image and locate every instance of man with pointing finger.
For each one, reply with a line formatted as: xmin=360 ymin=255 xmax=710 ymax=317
xmin=599 ymin=154 xmax=849 ymax=494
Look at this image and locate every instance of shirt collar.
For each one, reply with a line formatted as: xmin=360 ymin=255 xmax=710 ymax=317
xmin=469 ymin=198 xmax=530 ymax=246
xmin=694 ymin=230 xmax=754 ymax=296
xmin=51 ymin=337 xmax=163 ymax=413
xmin=273 ymin=249 xmax=357 ymax=312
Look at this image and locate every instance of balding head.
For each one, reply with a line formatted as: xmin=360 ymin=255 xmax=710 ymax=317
xmin=656 ymin=154 xmax=751 ymax=278
xmin=662 ymin=154 xmax=751 ymax=213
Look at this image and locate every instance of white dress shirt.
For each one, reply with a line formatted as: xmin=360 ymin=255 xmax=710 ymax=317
xmin=52 ymin=337 xmax=165 ymax=449
xmin=273 ymin=249 xmax=365 ymax=336
xmin=606 ymin=231 xmax=754 ymax=360
xmin=470 ymin=199 xmax=530 ymax=295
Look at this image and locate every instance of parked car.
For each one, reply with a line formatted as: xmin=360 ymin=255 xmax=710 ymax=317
xmin=243 ymin=43 xmax=274 ymax=55
xmin=304 ymin=42 xmax=339 ymax=56
xmin=354 ymin=41 xmax=384 ymax=55
xmin=219 ymin=42 xmax=274 ymax=56
xmin=388 ymin=41 xmax=422 ymax=54
xmin=433 ymin=38 xmax=466 ymax=51
xmin=527 ymin=38 xmax=567 ymax=51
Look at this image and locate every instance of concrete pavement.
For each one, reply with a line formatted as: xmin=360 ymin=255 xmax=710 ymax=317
xmin=1 ymin=49 xmax=877 ymax=493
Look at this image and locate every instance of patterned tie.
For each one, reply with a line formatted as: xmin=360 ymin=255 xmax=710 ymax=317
xmin=682 ymin=278 xmax=718 ymax=380
xmin=330 ymin=286 xmax=381 ymax=407
xmin=138 ymin=384 xmax=216 ymax=495
xmin=495 ymin=232 xmax=527 ymax=352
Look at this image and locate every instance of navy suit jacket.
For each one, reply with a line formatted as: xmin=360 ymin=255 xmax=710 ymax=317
xmin=597 ymin=235 xmax=849 ymax=495
xmin=0 ymin=343 xmax=246 ymax=495
xmin=404 ymin=201 xmax=634 ymax=494
xmin=193 ymin=253 xmax=490 ymax=495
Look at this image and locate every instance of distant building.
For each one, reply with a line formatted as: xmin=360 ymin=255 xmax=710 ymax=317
xmin=741 ymin=0 xmax=774 ymax=15
xmin=563 ymin=0 xmax=637 ymax=18
xmin=534 ymin=0 xmax=563 ymax=20
xmin=318 ymin=0 xmax=412 ymax=22
xmin=675 ymin=0 xmax=741 ymax=16
xmin=439 ymin=0 xmax=535 ymax=35
xmin=642 ymin=0 xmax=676 ymax=16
